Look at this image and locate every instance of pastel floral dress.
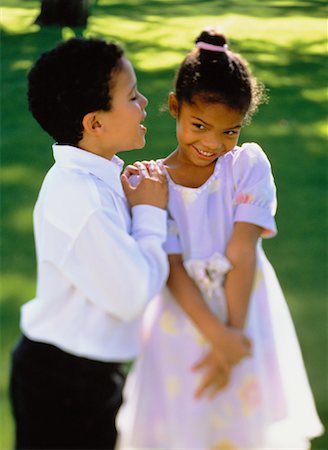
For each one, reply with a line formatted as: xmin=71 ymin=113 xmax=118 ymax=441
xmin=116 ymin=143 xmax=323 ymax=449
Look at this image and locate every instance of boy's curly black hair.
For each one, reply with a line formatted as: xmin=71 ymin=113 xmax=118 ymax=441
xmin=28 ymin=38 xmax=124 ymax=145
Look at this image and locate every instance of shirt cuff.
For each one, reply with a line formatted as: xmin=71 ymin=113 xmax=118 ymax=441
xmin=131 ymin=205 xmax=167 ymax=242
xmin=235 ymin=203 xmax=277 ymax=238
xmin=163 ymin=234 xmax=182 ymax=254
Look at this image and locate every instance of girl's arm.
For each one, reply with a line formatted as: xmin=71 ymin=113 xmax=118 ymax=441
xmin=197 ymin=222 xmax=262 ymax=398
xmin=167 ymin=254 xmax=251 ymax=397
xmin=224 ymin=221 xmax=263 ymax=329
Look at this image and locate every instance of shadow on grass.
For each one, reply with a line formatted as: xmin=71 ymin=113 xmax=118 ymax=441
xmin=93 ymin=0 xmax=328 ymax=20
xmin=2 ymin=0 xmax=327 ymax=19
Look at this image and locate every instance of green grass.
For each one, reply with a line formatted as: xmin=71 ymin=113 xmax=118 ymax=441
xmin=1 ymin=1 xmax=327 ymax=448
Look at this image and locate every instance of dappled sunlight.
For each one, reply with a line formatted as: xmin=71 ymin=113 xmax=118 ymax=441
xmin=220 ymin=14 xmax=326 ymax=45
xmin=302 ymin=88 xmax=328 ymax=103
xmin=1 ymin=274 xmax=36 ymax=306
xmin=250 ymin=118 xmax=327 ymax=150
xmin=10 ymin=59 xmax=33 ymax=71
xmin=1 ymin=2 xmax=327 ymax=449
xmin=92 ymin=0 xmax=327 ymax=20
xmin=1 ymin=7 xmax=39 ymax=33
xmin=1 ymin=164 xmax=43 ymax=187
xmin=133 ymin=49 xmax=183 ymax=71
xmin=5 ymin=206 xmax=33 ymax=233
xmin=89 ymin=11 xmax=326 ymax=73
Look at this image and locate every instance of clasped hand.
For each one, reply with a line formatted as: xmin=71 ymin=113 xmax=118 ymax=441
xmin=192 ymin=327 xmax=252 ymax=400
xmin=121 ymin=160 xmax=168 ymax=209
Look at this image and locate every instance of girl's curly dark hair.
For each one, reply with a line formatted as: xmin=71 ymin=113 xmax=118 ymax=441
xmin=175 ymin=29 xmax=266 ymax=122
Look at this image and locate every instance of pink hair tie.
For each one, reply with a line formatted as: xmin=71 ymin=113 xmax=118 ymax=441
xmin=196 ymin=41 xmax=228 ymax=52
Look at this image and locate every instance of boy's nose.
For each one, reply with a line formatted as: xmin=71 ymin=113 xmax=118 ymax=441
xmin=140 ymin=93 xmax=148 ymax=108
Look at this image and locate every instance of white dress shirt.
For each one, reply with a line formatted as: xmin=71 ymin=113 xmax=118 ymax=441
xmin=21 ymin=144 xmax=168 ymax=362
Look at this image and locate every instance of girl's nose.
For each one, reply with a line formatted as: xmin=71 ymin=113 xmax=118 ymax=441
xmin=203 ymin=136 xmax=223 ymax=152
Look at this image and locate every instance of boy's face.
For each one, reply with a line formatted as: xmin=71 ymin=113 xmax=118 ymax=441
xmin=94 ymin=57 xmax=148 ymax=158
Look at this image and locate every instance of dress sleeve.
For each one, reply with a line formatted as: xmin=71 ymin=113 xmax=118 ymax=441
xmin=232 ymin=143 xmax=277 ymax=238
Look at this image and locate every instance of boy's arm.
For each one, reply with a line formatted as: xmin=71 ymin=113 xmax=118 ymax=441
xmin=61 ymin=164 xmax=168 ymax=322
xmin=167 ymin=254 xmax=251 ymax=398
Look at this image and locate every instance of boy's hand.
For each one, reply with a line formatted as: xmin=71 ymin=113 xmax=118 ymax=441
xmin=121 ymin=161 xmax=168 ymax=209
xmin=192 ymin=326 xmax=251 ymax=399
xmin=122 ymin=160 xmax=156 ymax=178
xmin=123 ymin=163 xmax=139 ymax=178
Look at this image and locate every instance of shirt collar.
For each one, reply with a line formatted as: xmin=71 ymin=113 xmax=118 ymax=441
xmin=53 ymin=144 xmax=125 ymax=197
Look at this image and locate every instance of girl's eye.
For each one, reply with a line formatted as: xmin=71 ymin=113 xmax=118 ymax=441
xmin=193 ymin=123 xmax=205 ymax=130
xmin=225 ymin=130 xmax=238 ymax=136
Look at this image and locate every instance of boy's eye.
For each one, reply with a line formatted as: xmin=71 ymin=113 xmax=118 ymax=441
xmin=130 ymin=89 xmax=139 ymax=101
xmin=224 ymin=130 xmax=239 ymax=136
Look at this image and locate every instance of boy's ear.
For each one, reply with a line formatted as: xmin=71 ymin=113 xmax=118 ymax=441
xmin=82 ymin=112 xmax=102 ymax=135
xmin=168 ymin=92 xmax=178 ymax=118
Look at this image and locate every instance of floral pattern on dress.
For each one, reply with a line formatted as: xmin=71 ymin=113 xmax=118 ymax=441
xmin=238 ymin=374 xmax=261 ymax=417
xmin=209 ymin=178 xmax=221 ymax=193
xmin=160 ymin=310 xmax=179 ymax=335
xmin=165 ymin=375 xmax=181 ymax=397
xmin=253 ymin=268 xmax=264 ymax=290
xmin=181 ymin=188 xmax=198 ymax=203
xmin=211 ymin=439 xmax=237 ymax=450
xmin=183 ymin=319 xmax=207 ymax=346
xmin=233 ymin=192 xmax=255 ymax=205
xmin=246 ymin=148 xmax=259 ymax=167
xmin=209 ymin=413 xmax=226 ymax=430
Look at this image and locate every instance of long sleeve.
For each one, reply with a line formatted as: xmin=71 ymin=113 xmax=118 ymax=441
xmin=60 ymin=205 xmax=168 ymax=322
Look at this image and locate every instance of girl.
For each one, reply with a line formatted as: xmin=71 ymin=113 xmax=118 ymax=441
xmin=116 ymin=29 xmax=324 ymax=449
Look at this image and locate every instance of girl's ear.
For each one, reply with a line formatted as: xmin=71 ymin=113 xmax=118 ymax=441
xmin=168 ymin=92 xmax=179 ymax=118
xmin=82 ymin=111 xmax=102 ymax=135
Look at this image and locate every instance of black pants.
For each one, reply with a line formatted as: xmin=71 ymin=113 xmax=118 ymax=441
xmin=10 ymin=336 xmax=125 ymax=450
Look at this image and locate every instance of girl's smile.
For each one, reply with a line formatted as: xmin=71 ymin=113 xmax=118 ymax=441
xmin=192 ymin=144 xmax=219 ymax=159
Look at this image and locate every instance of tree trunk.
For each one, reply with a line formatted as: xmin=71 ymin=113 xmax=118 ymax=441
xmin=35 ymin=0 xmax=91 ymax=27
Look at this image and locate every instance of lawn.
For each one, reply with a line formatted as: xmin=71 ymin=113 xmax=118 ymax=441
xmin=0 ymin=1 xmax=327 ymax=448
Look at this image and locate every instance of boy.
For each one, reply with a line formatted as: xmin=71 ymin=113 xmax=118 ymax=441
xmin=9 ymin=37 xmax=168 ymax=449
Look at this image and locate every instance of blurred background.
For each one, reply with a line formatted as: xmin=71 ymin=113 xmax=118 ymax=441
xmin=0 ymin=1 xmax=327 ymax=448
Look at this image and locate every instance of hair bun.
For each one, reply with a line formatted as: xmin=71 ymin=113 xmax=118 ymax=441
xmin=195 ymin=28 xmax=228 ymax=48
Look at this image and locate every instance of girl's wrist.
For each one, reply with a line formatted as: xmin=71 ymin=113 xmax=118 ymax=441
xmin=203 ymin=316 xmax=228 ymax=347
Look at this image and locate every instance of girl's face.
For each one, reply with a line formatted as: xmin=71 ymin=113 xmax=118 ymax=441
xmin=95 ymin=57 xmax=148 ymax=158
xmin=169 ymin=93 xmax=245 ymax=167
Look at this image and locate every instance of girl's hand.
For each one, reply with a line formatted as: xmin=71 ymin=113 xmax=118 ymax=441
xmin=192 ymin=326 xmax=252 ymax=399
xmin=121 ymin=161 xmax=168 ymax=209
xmin=192 ymin=349 xmax=230 ymax=399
